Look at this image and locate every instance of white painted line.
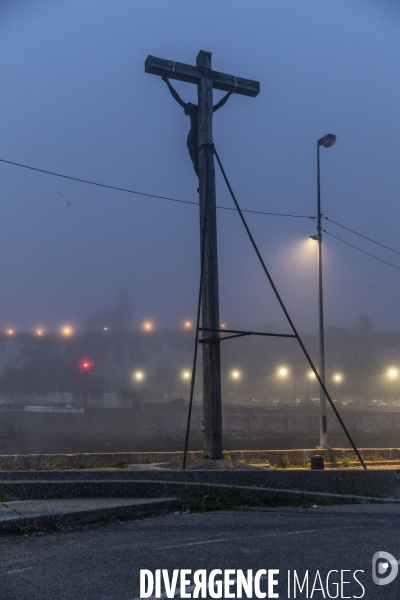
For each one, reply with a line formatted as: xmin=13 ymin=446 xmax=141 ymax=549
xmin=155 ymin=525 xmax=362 ymax=550
xmin=4 ymin=567 xmax=33 ymax=575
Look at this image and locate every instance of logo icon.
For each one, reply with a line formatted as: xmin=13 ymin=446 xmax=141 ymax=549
xmin=372 ymin=551 xmax=398 ymax=585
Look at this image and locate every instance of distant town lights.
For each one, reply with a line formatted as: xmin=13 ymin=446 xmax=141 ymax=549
xmin=35 ymin=329 xmax=44 ymax=336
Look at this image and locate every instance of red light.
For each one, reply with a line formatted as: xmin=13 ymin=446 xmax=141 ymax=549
xmin=80 ymin=360 xmax=92 ymax=373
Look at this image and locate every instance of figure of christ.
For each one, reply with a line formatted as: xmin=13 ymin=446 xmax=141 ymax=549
xmin=162 ymin=76 xmax=234 ymax=182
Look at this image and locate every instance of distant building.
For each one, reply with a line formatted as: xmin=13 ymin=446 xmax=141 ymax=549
xmin=87 ymin=288 xmax=131 ymax=332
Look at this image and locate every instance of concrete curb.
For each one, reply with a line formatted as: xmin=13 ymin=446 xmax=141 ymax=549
xmin=0 ymin=478 xmax=398 ymax=506
xmin=0 ymin=497 xmax=180 ymax=535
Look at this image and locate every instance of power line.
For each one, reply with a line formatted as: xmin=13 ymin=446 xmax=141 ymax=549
xmin=323 ymin=229 xmax=400 ymax=272
xmin=324 ymin=215 xmax=400 ymax=256
xmin=0 ymin=157 xmax=313 ymax=219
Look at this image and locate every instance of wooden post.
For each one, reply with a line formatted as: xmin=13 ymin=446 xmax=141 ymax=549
xmin=196 ymin=51 xmax=222 ymax=458
xmin=144 ymin=52 xmax=259 ymax=459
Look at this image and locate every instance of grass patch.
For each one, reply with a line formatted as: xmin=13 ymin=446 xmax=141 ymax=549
xmin=222 ymin=450 xmax=232 ymax=460
xmin=182 ymin=493 xmax=248 ymax=512
xmin=17 ymin=521 xmax=39 ymax=536
xmin=116 ymin=460 xmax=129 ymax=469
xmin=182 ymin=490 xmax=364 ymax=512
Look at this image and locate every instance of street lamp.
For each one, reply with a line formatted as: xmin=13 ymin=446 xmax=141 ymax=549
xmin=231 ymin=370 xmax=241 ymax=398
xmin=388 ymin=368 xmax=398 ymax=402
xmin=80 ymin=360 xmax=93 ymax=409
xmin=278 ymin=367 xmax=288 ymax=400
xmin=308 ymin=370 xmax=316 ymax=399
xmin=61 ymin=325 xmax=73 ymax=337
xmin=312 ymin=133 xmax=337 ymax=447
xmin=333 ymin=373 xmax=342 ymax=400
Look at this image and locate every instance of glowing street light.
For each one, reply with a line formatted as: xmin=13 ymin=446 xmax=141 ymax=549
xmin=143 ymin=321 xmax=153 ymax=332
xmin=308 ymin=370 xmax=316 ymax=399
xmin=6 ymin=329 xmax=15 ymax=336
xmin=35 ymin=329 xmax=44 ymax=336
xmin=388 ymin=368 xmax=398 ymax=401
xmin=61 ymin=325 xmax=73 ymax=337
xmin=133 ymin=371 xmax=144 ymax=381
xmin=183 ymin=321 xmax=192 ymax=330
xmin=181 ymin=370 xmax=191 ymax=380
xmin=333 ymin=373 xmax=343 ymax=400
xmin=231 ymin=370 xmax=241 ymax=397
xmin=220 ymin=323 xmax=226 ymax=329
xmin=80 ymin=359 xmax=93 ymax=409
xmin=277 ymin=367 xmax=288 ymax=399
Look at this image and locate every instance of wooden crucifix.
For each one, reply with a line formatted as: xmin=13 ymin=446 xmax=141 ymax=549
xmin=145 ymin=51 xmax=259 ymax=458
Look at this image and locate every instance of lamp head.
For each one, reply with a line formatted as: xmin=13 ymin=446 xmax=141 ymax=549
xmin=310 ymin=235 xmax=318 ymax=241
xmin=318 ymin=134 xmax=336 ymax=148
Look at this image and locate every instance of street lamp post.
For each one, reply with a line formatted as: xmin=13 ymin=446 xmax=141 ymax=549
xmin=308 ymin=370 xmax=316 ymax=400
xmin=314 ymin=133 xmax=336 ymax=447
xmin=231 ymin=370 xmax=240 ymax=399
xmin=278 ymin=367 xmax=288 ymax=400
xmin=80 ymin=360 xmax=93 ymax=409
xmin=333 ymin=373 xmax=342 ymax=400
xmin=388 ymin=369 xmax=397 ymax=403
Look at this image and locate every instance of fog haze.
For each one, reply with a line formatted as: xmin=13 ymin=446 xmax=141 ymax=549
xmin=0 ymin=0 xmax=399 ymax=334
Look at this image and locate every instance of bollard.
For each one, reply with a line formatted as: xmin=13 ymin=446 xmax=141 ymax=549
xmin=311 ymin=455 xmax=325 ymax=470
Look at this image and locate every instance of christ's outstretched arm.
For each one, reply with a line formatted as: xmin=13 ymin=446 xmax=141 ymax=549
xmin=162 ymin=77 xmax=187 ymax=109
xmin=213 ymin=90 xmax=234 ymax=112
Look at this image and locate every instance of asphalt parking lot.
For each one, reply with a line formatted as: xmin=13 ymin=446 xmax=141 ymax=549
xmin=1 ymin=504 xmax=400 ymax=599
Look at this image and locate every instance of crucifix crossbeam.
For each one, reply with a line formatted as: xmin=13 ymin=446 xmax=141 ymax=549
xmin=145 ymin=50 xmax=259 ymax=460
xmin=145 ymin=55 xmax=260 ymax=97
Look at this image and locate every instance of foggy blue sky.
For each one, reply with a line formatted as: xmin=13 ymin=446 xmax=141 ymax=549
xmin=0 ymin=0 xmax=399 ymax=334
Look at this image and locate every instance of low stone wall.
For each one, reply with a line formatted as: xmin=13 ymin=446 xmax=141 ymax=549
xmin=1 ymin=404 xmax=400 ymax=455
xmin=1 ymin=447 xmax=400 ymax=470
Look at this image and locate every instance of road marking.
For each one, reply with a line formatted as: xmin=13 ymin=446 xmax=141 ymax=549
xmin=155 ymin=525 xmax=362 ymax=550
xmin=4 ymin=567 xmax=33 ymax=575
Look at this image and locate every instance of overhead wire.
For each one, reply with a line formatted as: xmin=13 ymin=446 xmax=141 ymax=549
xmin=2 ymin=156 xmax=400 ymax=270
xmin=323 ymin=229 xmax=400 ymax=272
xmin=324 ymin=215 xmax=400 ymax=256
xmin=0 ymin=157 xmax=313 ymax=219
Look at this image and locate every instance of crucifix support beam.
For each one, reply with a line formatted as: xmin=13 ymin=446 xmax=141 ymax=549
xmin=145 ymin=55 xmax=260 ymax=97
xmin=145 ymin=51 xmax=259 ymax=458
